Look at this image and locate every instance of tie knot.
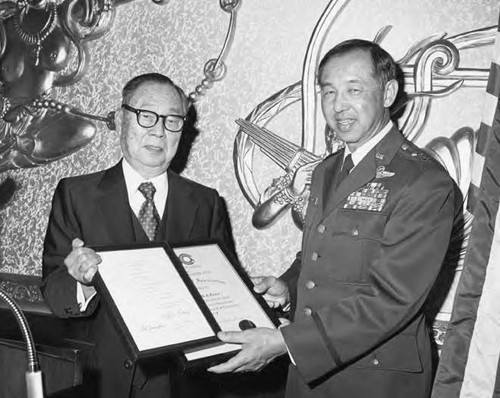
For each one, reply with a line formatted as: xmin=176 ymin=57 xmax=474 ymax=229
xmin=343 ymin=154 xmax=354 ymax=173
xmin=138 ymin=182 xmax=156 ymax=201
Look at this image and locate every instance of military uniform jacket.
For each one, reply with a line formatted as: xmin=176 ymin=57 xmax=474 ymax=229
xmin=280 ymin=127 xmax=456 ymax=398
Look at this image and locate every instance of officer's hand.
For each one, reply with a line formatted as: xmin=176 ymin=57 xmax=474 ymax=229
xmin=251 ymin=276 xmax=290 ymax=309
xmin=207 ymin=327 xmax=287 ymax=373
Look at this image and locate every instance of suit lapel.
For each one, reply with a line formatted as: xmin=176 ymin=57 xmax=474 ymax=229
xmin=96 ymin=166 xmax=199 ymax=244
xmin=96 ymin=161 xmax=137 ymax=244
xmin=162 ymin=170 xmax=198 ymax=243
xmin=322 ymin=127 xmax=404 ymax=219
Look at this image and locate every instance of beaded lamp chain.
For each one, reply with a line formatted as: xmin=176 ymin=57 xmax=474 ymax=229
xmin=13 ymin=2 xmax=58 ymax=66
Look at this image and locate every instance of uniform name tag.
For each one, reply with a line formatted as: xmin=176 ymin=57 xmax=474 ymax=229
xmin=344 ymin=182 xmax=388 ymax=212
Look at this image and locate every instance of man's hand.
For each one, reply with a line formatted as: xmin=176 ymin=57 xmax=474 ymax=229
xmin=207 ymin=327 xmax=287 ymax=373
xmin=64 ymin=238 xmax=101 ymax=285
xmin=252 ymin=276 xmax=290 ymax=309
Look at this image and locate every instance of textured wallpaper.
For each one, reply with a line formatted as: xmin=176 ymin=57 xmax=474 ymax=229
xmin=0 ymin=0 xmax=498 ymax=280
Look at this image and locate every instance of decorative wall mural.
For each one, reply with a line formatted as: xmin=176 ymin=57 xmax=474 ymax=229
xmin=232 ymin=0 xmax=496 ymax=349
xmin=0 ymin=0 xmax=239 ymax=174
xmin=0 ymin=0 xmax=127 ymax=171
xmin=0 ymin=0 xmax=494 ymax=291
xmin=0 ymin=0 xmax=241 ymax=213
xmin=234 ymin=10 xmax=492 ymax=220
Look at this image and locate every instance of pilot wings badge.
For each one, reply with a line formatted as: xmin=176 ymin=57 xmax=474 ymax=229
xmin=376 ymin=166 xmax=395 ymax=179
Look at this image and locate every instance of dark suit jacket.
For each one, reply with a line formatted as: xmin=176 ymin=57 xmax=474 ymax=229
xmin=41 ymin=161 xmax=235 ymax=398
xmin=280 ymin=127 xmax=457 ymax=398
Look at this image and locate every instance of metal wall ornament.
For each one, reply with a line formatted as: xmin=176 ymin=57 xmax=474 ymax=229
xmin=0 ymin=0 xmax=118 ymax=171
xmin=0 ymin=0 xmax=175 ymax=173
xmin=188 ymin=0 xmax=240 ymax=102
xmin=13 ymin=0 xmax=58 ymax=66
xmin=0 ymin=0 xmax=238 ymax=173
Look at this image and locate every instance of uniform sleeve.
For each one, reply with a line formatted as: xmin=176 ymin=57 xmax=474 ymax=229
xmin=281 ymin=169 xmax=456 ymax=383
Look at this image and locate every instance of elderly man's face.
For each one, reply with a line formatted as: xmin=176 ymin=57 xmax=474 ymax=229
xmin=120 ymin=81 xmax=186 ymax=178
xmin=319 ymin=49 xmax=397 ymax=153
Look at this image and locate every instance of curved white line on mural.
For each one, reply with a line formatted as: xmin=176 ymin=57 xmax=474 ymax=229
xmin=301 ymin=0 xmax=351 ymax=152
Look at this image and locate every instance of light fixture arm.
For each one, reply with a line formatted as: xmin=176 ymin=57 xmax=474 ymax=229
xmin=0 ymin=289 xmax=44 ymax=398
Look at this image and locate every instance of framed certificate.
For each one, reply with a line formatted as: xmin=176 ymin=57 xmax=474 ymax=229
xmin=92 ymin=242 xmax=221 ymax=361
xmin=172 ymin=240 xmax=280 ymax=366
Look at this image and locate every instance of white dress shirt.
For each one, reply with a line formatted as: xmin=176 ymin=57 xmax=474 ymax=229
xmin=343 ymin=121 xmax=393 ymax=169
xmin=122 ymin=159 xmax=169 ymax=219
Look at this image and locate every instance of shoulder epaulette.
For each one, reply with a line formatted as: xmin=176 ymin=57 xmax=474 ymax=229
xmin=400 ymin=142 xmax=432 ymax=161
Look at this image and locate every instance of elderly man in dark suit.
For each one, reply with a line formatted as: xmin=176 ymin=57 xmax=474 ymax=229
xmin=209 ymin=40 xmax=458 ymax=398
xmin=41 ymin=73 xmax=235 ymax=397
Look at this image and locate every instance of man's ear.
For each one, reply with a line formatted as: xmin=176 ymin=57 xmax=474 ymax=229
xmin=383 ymin=79 xmax=398 ymax=108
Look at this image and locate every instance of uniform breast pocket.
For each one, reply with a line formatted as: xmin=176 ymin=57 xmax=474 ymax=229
xmin=329 ymin=210 xmax=387 ymax=283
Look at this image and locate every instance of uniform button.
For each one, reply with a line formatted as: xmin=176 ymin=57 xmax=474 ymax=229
xmin=372 ymin=358 xmax=379 ymax=366
xmin=401 ymin=143 xmax=409 ymax=151
xmin=124 ymin=359 xmax=134 ymax=369
xmin=317 ymin=224 xmax=326 ymax=233
xmin=311 ymin=252 xmax=319 ymax=261
xmin=305 ymin=280 xmax=316 ymax=290
xmin=351 ymin=228 xmax=359 ymax=236
xmin=303 ymin=307 xmax=312 ymax=316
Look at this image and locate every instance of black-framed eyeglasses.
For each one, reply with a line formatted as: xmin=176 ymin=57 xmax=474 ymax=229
xmin=122 ymin=104 xmax=186 ymax=133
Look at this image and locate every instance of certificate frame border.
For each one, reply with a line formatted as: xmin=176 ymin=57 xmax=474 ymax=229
xmin=92 ymin=241 xmax=222 ymax=362
xmin=172 ymin=239 xmax=281 ymax=368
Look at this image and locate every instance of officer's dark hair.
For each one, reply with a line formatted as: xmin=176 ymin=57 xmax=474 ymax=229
xmin=122 ymin=73 xmax=189 ymax=113
xmin=318 ymin=39 xmax=398 ymax=89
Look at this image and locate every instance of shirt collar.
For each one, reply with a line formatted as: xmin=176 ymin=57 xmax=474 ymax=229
xmin=122 ymin=159 xmax=168 ymax=198
xmin=344 ymin=121 xmax=393 ymax=167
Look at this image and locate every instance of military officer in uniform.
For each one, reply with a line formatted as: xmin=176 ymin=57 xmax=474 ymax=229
xmin=208 ymin=39 xmax=458 ymax=398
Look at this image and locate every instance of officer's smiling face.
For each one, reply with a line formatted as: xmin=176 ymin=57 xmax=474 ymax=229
xmin=319 ymin=49 xmax=397 ymax=153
